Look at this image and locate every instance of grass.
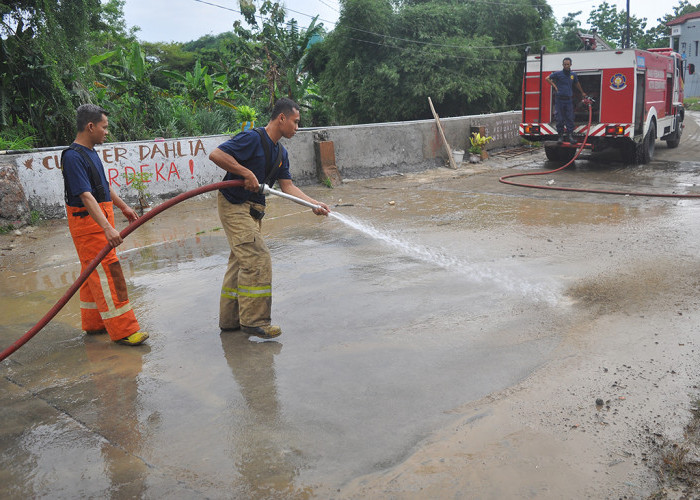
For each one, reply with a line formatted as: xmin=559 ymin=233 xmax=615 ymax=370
xmin=685 ymin=97 xmax=700 ymax=111
xmin=29 ymin=210 xmax=41 ymax=225
xmin=648 ymin=399 xmax=700 ymax=497
xmin=0 ymin=135 xmax=35 ymax=151
xmin=0 ymin=210 xmax=43 ymax=234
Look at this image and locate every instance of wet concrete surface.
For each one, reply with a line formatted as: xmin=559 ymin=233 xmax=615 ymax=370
xmin=2 ymin=115 xmax=700 ymax=498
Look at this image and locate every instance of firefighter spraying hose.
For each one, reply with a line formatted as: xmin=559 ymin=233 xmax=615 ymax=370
xmin=0 ymin=179 xmax=328 ymax=363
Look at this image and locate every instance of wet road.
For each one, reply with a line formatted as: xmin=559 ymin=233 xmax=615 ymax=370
xmin=2 ymin=115 xmax=700 ymax=498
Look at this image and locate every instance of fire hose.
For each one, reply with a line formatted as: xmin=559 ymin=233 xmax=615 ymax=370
xmin=499 ymin=98 xmax=700 ymax=199
xmin=0 ymin=180 xmax=323 ymax=363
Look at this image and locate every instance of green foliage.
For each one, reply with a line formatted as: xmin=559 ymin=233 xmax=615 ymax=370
xmin=0 ymin=0 xmax=691 ymax=148
xmin=0 ymin=132 xmax=35 ymax=151
xmin=232 ymin=1 xmax=327 ymax=112
xmin=0 ymin=0 xmax=102 ymax=146
xmin=123 ymin=171 xmax=153 ymax=210
xmin=29 ymin=210 xmax=42 ymax=225
xmin=647 ymin=1 xmax=700 ymax=49
xmin=685 ymin=97 xmax=700 ymax=111
xmin=469 ymin=132 xmax=493 ymax=154
xmin=551 ymin=11 xmax=585 ymax=51
xmin=552 ymin=1 xmax=687 ymax=54
xmin=587 ymin=1 xmax=652 ymax=48
xmin=309 ymin=0 xmax=553 ymax=123
xmin=236 ymin=105 xmax=258 ymax=122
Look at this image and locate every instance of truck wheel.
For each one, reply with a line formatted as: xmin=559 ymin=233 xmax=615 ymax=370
xmin=666 ymin=123 xmax=682 ymax=149
xmin=558 ymin=147 xmax=576 ymax=163
xmin=544 ymin=146 xmax=560 ymax=161
xmin=640 ymin=122 xmax=656 ymax=164
xmin=621 ymin=139 xmax=640 ymax=165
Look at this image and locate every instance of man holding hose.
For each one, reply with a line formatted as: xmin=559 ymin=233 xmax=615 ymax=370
xmin=61 ymin=104 xmax=148 ymax=346
xmin=210 ymin=98 xmax=330 ymax=339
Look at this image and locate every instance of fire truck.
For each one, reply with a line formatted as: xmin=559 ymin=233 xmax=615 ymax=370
xmin=519 ymin=47 xmax=685 ymax=164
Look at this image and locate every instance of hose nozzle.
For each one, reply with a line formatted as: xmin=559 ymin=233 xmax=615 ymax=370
xmin=260 ymin=184 xmax=322 ymax=211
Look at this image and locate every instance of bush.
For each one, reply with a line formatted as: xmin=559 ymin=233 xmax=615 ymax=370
xmin=685 ymin=97 xmax=700 ymax=111
xmin=195 ymin=107 xmax=230 ymax=135
xmin=0 ymin=121 xmax=37 ymax=150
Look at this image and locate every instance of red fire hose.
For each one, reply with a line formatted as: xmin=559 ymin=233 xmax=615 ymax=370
xmin=0 ymin=180 xmax=245 ymax=362
xmin=499 ymin=100 xmax=700 ymax=199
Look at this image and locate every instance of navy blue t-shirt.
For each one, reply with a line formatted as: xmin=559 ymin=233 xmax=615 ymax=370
xmin=549 ymin=70 xmax=579 ymax=98
xmin=62 ymin=143 xmax=112 ymax=207
xmin=218 ymin=128 xmax=292 ymax=206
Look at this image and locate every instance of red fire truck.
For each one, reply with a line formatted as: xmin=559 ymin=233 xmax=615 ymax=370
xmin=519 ymin=47 xmax=685 ymax=164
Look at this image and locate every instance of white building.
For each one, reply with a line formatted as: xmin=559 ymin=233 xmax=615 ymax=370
xmin=668 ymin=11 xmax=700 ymax=97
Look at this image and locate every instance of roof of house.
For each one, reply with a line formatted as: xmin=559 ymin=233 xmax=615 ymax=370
xmin=667 ymin=11 xmax=700 ymax=26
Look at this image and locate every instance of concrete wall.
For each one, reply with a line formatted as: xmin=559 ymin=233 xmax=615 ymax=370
xmin=0 ymin=110 xmax=520 ymax=223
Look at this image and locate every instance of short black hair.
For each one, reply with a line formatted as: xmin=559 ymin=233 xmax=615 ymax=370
xmin=270 ymin=98 xmax=300 ymax=121
xmin=563 ymin=57 xmax=572 ymax=64
xmin=76 ymin=104 xmax=109 ymax=131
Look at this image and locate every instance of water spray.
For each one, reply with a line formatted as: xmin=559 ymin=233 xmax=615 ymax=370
xmin=261 ymin=184 xmax=556 ymax=303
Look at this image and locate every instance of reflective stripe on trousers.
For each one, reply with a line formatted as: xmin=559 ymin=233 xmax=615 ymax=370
xmin=217 ymin=192 xmax=272 ymax=329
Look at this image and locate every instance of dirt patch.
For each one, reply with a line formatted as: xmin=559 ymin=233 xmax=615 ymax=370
xmin=567 ymin=260 xmax=700 ymax=315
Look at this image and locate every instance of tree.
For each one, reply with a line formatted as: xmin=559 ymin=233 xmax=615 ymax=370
xmin=231 ymin=1 xmax=326 ymax=111
xmin=0 ymin=0 xmax=103 ymax=146
xmin=308 ymin=0 xmax=554 ymax=124
xmin=646 ymin=1 xmax=700 ymax=48
xmin=552 ymin=11 xmax=586 ymax=52
xmin=587 ymin=1 xmax=650 ymax=48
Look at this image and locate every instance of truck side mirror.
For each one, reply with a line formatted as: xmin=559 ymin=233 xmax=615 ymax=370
xmin=690 ymin=63 xmax=695 ymax=75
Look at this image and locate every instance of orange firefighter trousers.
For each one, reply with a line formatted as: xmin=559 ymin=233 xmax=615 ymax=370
xmin=66 ymin=202 xmax=140 ymax=341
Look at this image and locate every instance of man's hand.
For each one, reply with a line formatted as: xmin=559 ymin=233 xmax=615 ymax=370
xmin=121 ymin=205 xmax=139 ymax=223
xmin=243 ymin=171 xmax=260 ymax=192
xmin=311 ymin=201 xmax=331 ymax=216
xmin=104 ymin=225 xmax=123 ymax=247
xmin=210 ymin=148 xmax=260 ymax=192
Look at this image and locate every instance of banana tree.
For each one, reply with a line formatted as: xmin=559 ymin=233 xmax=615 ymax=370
xmin=163 ymin=59 xmax=238 ymax=111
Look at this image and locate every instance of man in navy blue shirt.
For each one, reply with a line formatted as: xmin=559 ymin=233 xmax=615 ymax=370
xmin=546 ymin=57 xmax=587 ymax=144
xmin=209 ymin=98 xmax=330 ymax=339
xmin=62 ymin=104 xmax=148 ymax=346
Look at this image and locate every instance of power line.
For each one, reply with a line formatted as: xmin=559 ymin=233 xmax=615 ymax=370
xmin=315 ymin=0 xmax=339 ymax=13
xmin=346 ymin=36 xmax=525 ymax=64
xmin=192 ymin=0 xmax=549 ymax=51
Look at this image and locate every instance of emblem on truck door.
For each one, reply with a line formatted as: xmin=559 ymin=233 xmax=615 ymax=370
xmin=610 ymin=73 xmax=627 ymax=91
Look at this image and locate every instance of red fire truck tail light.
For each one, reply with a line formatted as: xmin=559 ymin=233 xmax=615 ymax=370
xmin=524 ymin=125 xmax=540 ymax=134
xmin=605 ymin=126 xmax=625 ymax=136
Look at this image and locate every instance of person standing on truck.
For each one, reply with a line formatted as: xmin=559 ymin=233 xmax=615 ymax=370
xmin=546 ymin=57 xmax=587 ymax=144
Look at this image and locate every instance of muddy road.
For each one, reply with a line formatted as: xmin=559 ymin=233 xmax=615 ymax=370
xmin=2 ymin=115 xmax=700 ymax=498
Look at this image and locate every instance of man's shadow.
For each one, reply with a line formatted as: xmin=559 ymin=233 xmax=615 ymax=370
xmin=220 ymin=332 xmax=310 ymax=498
xmin=83 ymin=337 xmax=151 ymax=498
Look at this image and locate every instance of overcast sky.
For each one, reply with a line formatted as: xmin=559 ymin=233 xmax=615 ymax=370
xmin=121 ymin=0 xmax=677 ymax=45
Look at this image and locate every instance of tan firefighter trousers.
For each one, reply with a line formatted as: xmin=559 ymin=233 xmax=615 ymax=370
xmin=217 ymin=192 xmax=272 ymax=329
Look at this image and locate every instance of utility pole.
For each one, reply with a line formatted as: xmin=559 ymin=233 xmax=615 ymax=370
xmin=625 ymin=0 xmax=630 ymax=48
